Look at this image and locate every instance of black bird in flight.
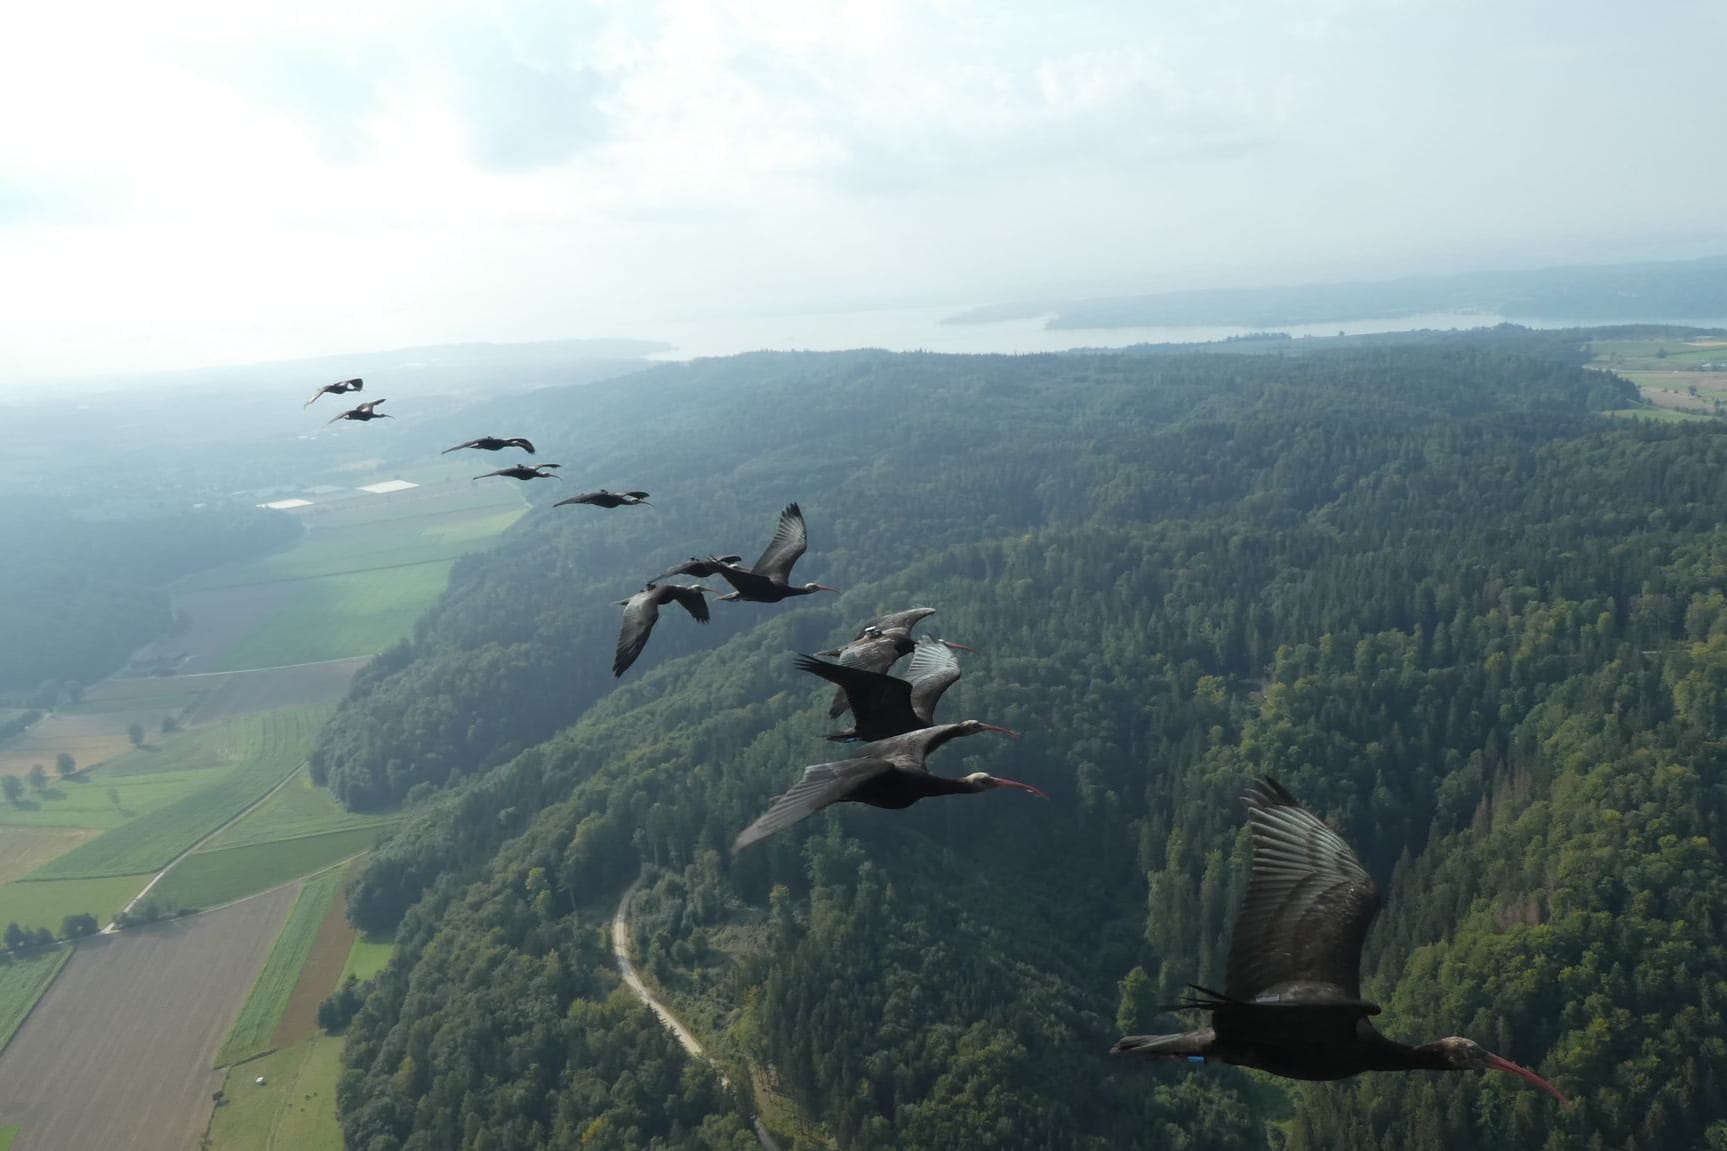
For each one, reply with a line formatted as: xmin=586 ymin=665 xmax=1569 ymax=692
xmin=733 ymin=720 xmax=1042 ymax=851
xmin=304 ymin=378 xmax=363 ymax=407
xmin=475 ymin=464 xmax=562 ymax=482
xmin=704 ymin=503 xmax=839 ymax=603
xmin=797 ymin=635 xmax=968 ymax=742
xmin=613 ymin=584 xmax=716 ymax=677
xmin=649 ymin=555 xmax=744 ymax=582
xmin=817 ymin=624 xmax=975 ymax=718
xmin=555 ymin=489 xmax=653 ymax=509
xmin=850 ymin=606 xmax=937 ymax=639
xmin=328 ymin=398 xmax=389 ymax=424
xmin=1110 ymin=777 xmax=1572 ymax=1109
xmin=442 ymin=436 xmax=536 ymax=455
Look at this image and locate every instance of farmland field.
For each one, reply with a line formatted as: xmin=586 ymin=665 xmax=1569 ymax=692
xmin=273 ymin=867 xmax=357 ymax=1046
xmin=0 ymin=874 xmax=150 ymax=931
xmin=150 ymin=825 xmax=387 ymax=911
xmin=0 ymin=768 xmax=215 ymax=831
xmin=200 ymin=766 xmax=393 ymax=850
xmin=340 ymin=930 xmax=395 ymax=984
xmin=217 ymin=869 xmax=345 ymax=1066
xmin=0 ymin=885 xmax=298 ymax=1151
xmin=30 ymin=708 xmax=324 ymax=880
xmin=205 ymin=1033 xmax=344 ymax=1151
xmin=0 ymin=828 xmax=98 ymax=885
xmin=0 ymin=947 xmax=71 ymax=1054
xmin=184 ymin=658 xmax=367 ymax=723
xmin=202 ymin=561 xmax=456 ymax=672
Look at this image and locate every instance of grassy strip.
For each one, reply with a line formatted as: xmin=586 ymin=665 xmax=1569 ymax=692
xmin=0 ymin=945 xmax=72 ymax=1054
xmin=150 ymin=826 xmax=387 ymax=911
xmin=339 ymin=930 xmax=395 ymax=984
xmin=198 ymin=767 xmax=395 ymax=851
xmin=216 ymin=869 xmax=345 ymax=1067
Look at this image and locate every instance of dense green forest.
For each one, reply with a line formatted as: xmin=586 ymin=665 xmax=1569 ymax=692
xmin=328 ymin=332 xmax=1727 ymax=1149
xmin=0 ymin=498 xmax=295 ymax=693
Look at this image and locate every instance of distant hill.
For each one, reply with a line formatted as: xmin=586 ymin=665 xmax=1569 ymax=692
xmin=946 ymin=254 xmax=1727 ymax=329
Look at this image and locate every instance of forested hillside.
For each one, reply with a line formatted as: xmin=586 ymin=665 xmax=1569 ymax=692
xmin=328 ymin=333 xmax=1727 ymax=1150
xmin=0 ymin=499 xmax=296 ymax=694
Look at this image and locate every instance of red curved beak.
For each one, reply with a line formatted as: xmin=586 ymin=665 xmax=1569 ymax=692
xmin=816 ymin=585 xmax=842 ymax=593
xmin=1486 ymin=1054 xmax=1573 ymax=1111
xmin=941 ymin=640 xmax=980 ymax=654
xmin=977 ymin=723 xmax=1021 ymax=739
xmin=991 ymin=776 xmax=1047 ymax=798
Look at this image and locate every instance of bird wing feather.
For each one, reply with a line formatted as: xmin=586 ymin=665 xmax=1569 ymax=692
xmin=1224 ymin=778 xmax=1381 ymax=1000
xmin=903 ymin=637 xmax=962 ymax=723
xmin=795 ymin=655 xmax=918 ymax=735
xmin=613 ymin=593 xmax=660 ymax=677
xmin=661 ymin=584 xmax=712 ymax=623
xmin=860 ymin=608 xmax=936 ymax=638
xmin=733 ymin=758 xmax=893 ymax=851
xmin=750 ymin=502 xmax=808 ymax=582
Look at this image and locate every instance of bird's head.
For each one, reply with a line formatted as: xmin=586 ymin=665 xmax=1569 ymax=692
xmin=1425 ymin=1038 xmax=1573 ymax=1109
xmin=958 ymin=771 xmax=1048 ymax=798
xmin=802 ymin=582 xmax=842 ymax=594
xmin=957 ymin=719 xmax=1021 ymax=740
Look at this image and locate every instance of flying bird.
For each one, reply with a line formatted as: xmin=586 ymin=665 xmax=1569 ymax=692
xmin=797 ymin=635 xmax=968 ymax=742
xmin=614 ymin=584 xmax=716 ymax=677
xmin=555 ymin=489 xmax=652 ymax=509
xmin=704 ymin=503 xmax=839 ymax=603
xmin=1110 ymin=777 xmax=1572 ymax=1109
xmin=649 ymin=555 xmax=744 ymax=583
xmin=851 ymin=607 xmax=938 ymax=640
xmin=733 ymin=720 xmax=1042 ymax=851
xmin=328 ymin=399 xmax=389 ymax=423
xmin=816 ymin=629 xmax=976 ymax=718
xmin=474 ymin=464 xmax=562 ymax=481
xmin=304 ymin=378 xmax=363 ymax=407
xmin=442 ymin=436 xmax=536 ymax=455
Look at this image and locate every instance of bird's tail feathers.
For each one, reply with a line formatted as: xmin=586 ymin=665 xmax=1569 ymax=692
xmin=1109 ymin=1028 xmax=1214 ymax=1059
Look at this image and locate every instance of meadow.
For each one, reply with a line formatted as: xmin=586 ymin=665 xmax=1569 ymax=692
xmin=0 ymin=874 xmax=151 ymax=932
xmin=0 ymin=946 xmax=71 ymax=1053
xmin=30 ymin=708 xmax=327 ymax=880
xmin=205 ymin=1033 xmax=344 ymax=1151
xmin=217 ymin=868 xmax=346 ymax=1066
xmin=150 ymin=825 xmax=387 ymax=911
xmin=340 ymin=930 xmax=395 ymax=983
xmin=0 ymin=827 xmax=98 ymax=884
xmin=200 ymin=765 xmax=393 ymax=849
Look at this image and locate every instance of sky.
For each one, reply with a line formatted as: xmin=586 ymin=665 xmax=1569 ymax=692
xmin=1 ymin=0 xmax=1723 ymax=379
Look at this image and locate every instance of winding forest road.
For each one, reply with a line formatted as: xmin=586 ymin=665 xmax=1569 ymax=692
xmin=613 ymin=873 xmax=783 ymax=1151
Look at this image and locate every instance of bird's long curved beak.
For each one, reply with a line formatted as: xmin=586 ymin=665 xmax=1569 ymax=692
xmin=1486 ymin=1054 xmax=1573 ymax=1110
xmin=815 ymin=584 xmax=841 ymax=593
xmin=978 ymin=723 xmax=1021 ymax=739
xmin=991 ymin=776 xmax=1047 ymax=798
xmin=941 ymin=640 xmax=980 ymax=654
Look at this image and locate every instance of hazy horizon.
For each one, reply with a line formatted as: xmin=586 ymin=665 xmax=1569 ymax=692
xmin=3 ymin=0 xmax=1724 ymax=380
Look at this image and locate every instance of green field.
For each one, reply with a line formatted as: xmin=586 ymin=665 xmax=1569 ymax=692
xmin=0 ymin=874 xmax=148 ymax=934
xmin=217 ymin=869 xmax=346 ymax=1067
xmin=0 ymin=945 xmax=71 ymax=1053
xmin=206 ymin=1033 xmax=345 ymax=1151
xmin=0 ymin=1124 xmax=15 ymax=1151
xmin=30 ymin=710 xmax=324 ymax=880
xmin=199 ymin=767 xmax=395 ymax=851
xmin=1599 ymin=405 xmax=1708 ymax=422
xmin=340 ymin=930 xmax=395 ymax=984
xmin=57 ymin=692 xmax=202 ymax=718
xmin=150 ymin=826 xmax=387 ymax=911
xmin=203 ymin=562 xmax=456 ymax=673
xmin=0 ymin=766 xmax=215 ymax=831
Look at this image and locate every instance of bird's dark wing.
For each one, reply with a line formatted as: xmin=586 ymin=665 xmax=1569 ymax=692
xmin=733 ymin=758 xmax=894 ymax=851
xmin=1224 ymin=778 xmax=1381 ymax=1000
xmin=304 ymin=384 xmax=335 ymax=407
xmin=795 ymin=655 xmax=918 ymax=737
xmin=824 ymin=635 xmax=900 ymax=716
xmin=624 ymin=491 xmax=651 ymax=500
xmin=903 ymin=637 xmax=962 ymax=723
xmin=613 ymin=593 xmax=660 ymax=677
xmin=348 ymin=378 xmax=363 ymax=391
xmin=442 ymin=438 xmax=482 ymax=454
xmin=750 ymin=502 xmax=808 ymax=582
xmin=555 ymin=492 xmax=600 ymax=507
xmin=509 ymin=438 xmax=535 ymax=453
xmin=660 ymin=584 xmax=712 ymax=624
xmin=858 ymin=607 xmax=936 ymax=638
